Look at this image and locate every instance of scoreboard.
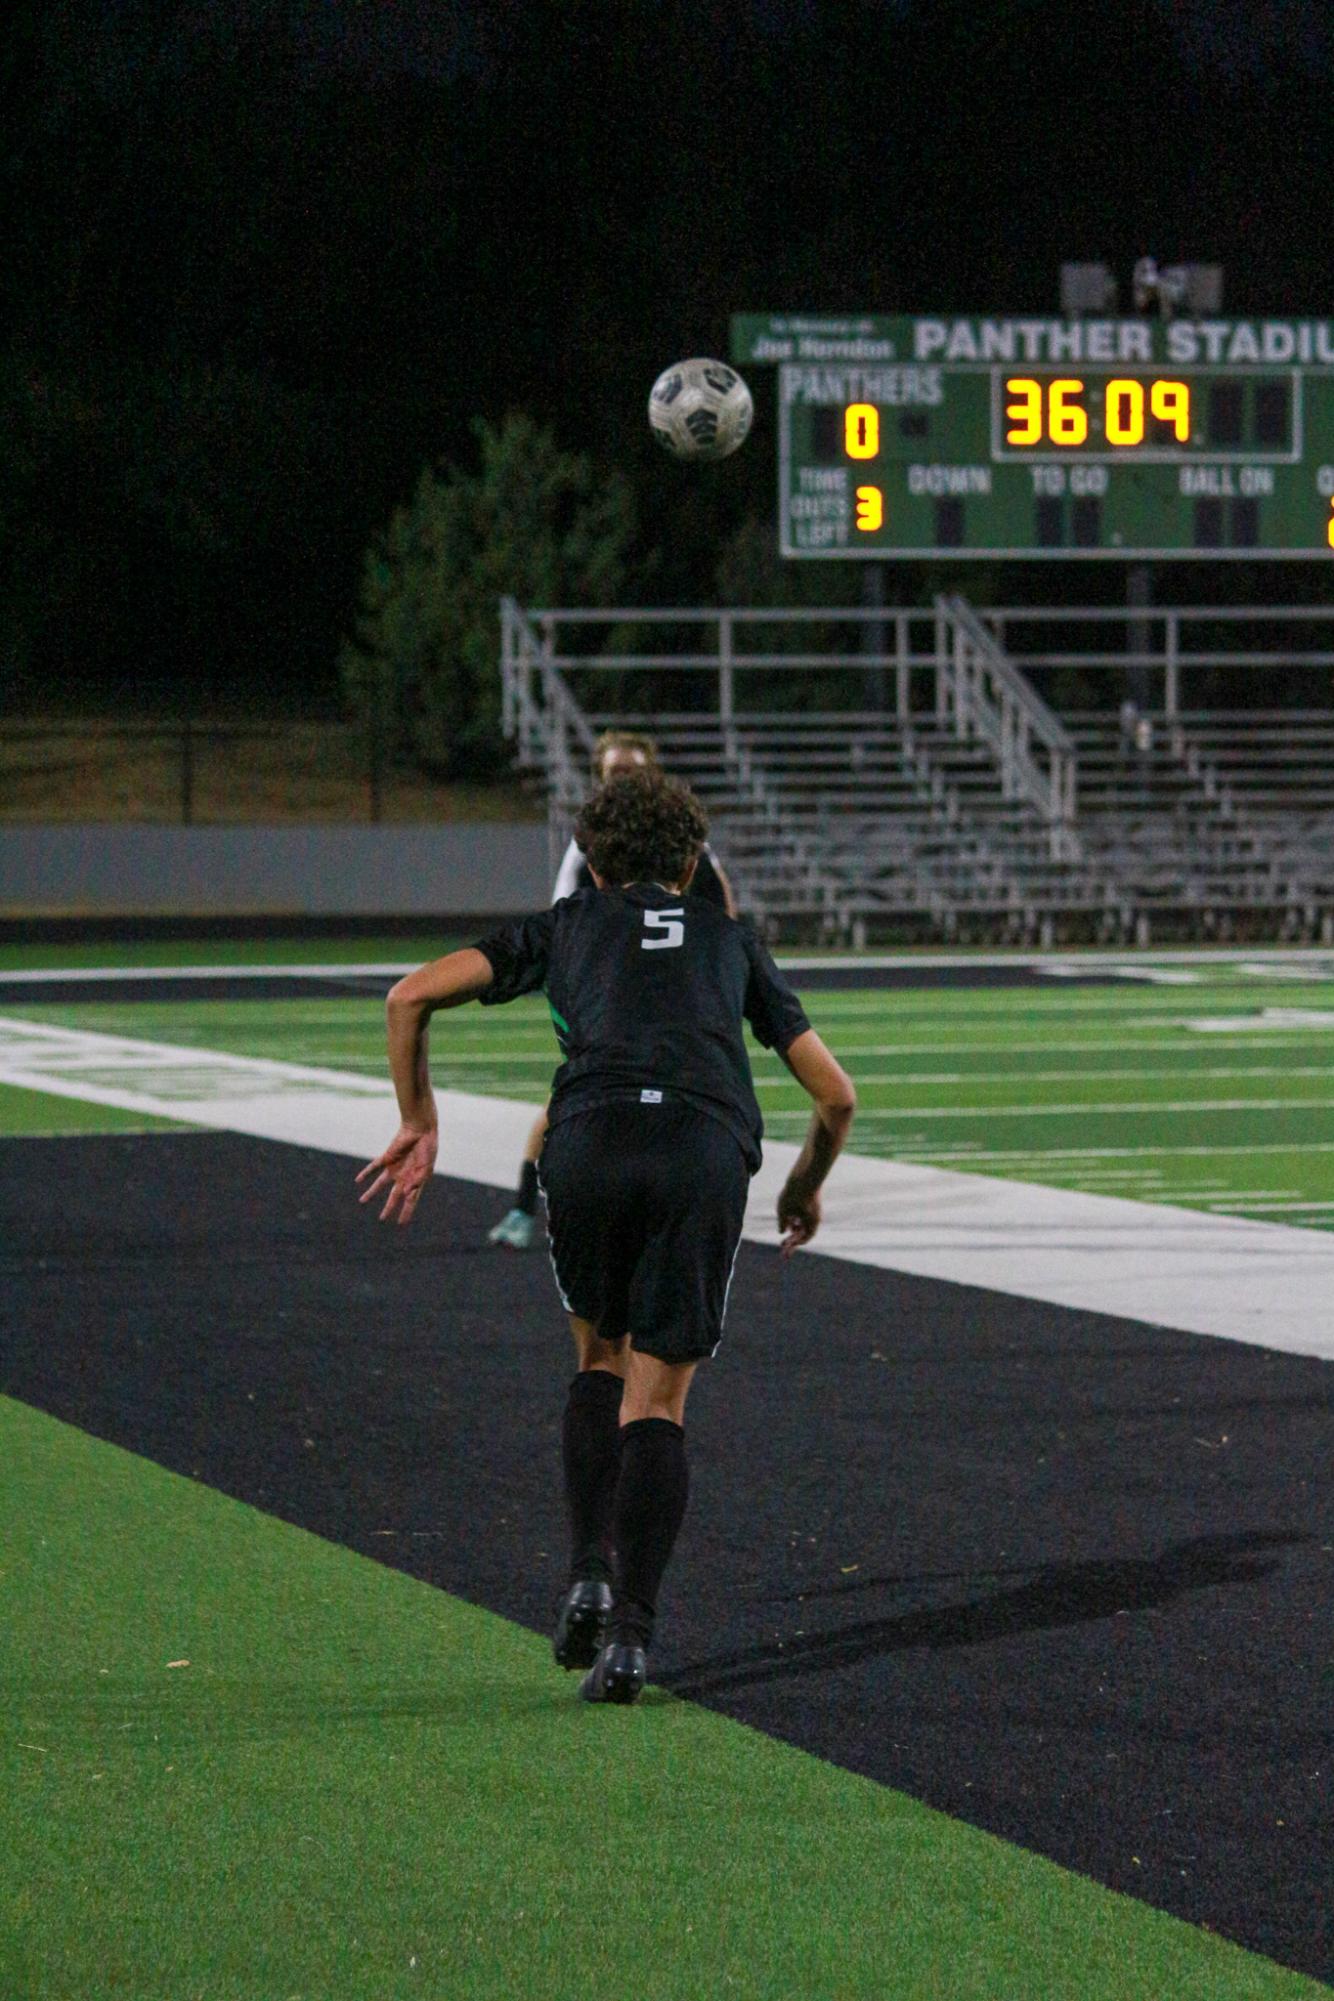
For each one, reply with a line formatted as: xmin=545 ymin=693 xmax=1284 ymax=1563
xmin=730 ymin=314 xmax=1334 ymax=560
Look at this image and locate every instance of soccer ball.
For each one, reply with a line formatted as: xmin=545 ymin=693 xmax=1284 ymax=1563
xmin=648 ymin=358 xmax=753 ymax=461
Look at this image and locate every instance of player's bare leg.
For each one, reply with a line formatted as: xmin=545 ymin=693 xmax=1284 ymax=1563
xmin=581 ymin=1350 xmax=697 ymax=1705
xmin=620 ymin=1349 xmax=695 ymax=1426
xmin=487 ymin=1105 xmax=550 ymax=1248
xmin=552 ymin=1315 xmax=628 ymax=1669
xmin=570 ymin=1316 xmax=629 ymax=1380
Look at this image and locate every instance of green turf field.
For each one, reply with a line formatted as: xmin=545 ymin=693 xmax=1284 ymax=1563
xmin=6 ymin=950 xmax=1334 ymax=1995
xmin=0 ymin=934 xmax=455 ymax=971
xmin=0 ymin=1080 xmax=190 ymax=1137
xmin=4 ymin=1396 xmax=1325 ymax=2001
xmin=4 ymin=958 xmax=1332 ymax=1227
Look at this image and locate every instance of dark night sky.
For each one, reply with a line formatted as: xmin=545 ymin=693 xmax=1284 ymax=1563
xmin=4 ymin=0 xmax=1333 ymax=707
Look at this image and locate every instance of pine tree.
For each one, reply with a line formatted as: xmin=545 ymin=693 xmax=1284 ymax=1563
xmin=342 ymin=413 xmax=636 ymax=779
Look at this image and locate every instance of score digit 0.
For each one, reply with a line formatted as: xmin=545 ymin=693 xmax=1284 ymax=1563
xmin=845 ymin=404 xmax=880 ymax=459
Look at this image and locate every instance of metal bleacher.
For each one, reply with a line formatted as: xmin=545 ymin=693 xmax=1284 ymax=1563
xmin=499 ymin=597 xmax=1334 ymax=944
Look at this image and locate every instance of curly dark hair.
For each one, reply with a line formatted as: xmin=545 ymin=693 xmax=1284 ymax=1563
xmin=575 ymin=770 xmax=708 ymax=888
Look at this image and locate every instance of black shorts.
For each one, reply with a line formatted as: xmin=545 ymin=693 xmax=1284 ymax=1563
xmin=538 ymin=1102 xmax=750 ymax=1364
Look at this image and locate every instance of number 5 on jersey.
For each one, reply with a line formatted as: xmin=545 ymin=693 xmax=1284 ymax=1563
xmin=642 ymin=907 xmax=685 ymax=950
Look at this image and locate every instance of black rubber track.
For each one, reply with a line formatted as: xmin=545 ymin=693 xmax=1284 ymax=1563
xmin=0 ymin=974 xmax=404 ymax=1006
xmin=4 ymin=1131 xmax=1332 ymax=1982
xmin=0 ymin=962 xmax=1126 ymax=1008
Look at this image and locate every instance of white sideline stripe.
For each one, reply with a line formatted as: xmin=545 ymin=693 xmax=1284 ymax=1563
xmin=772 ymin=950 xmax=1334 ymax=972
xmin=0 ymin=963 xmax=422 ymax=984
xmin=2 ymin=1015 xmax=1331 ymax=1364
xmin=1053 ymin=967 xmax=1205 ymax=984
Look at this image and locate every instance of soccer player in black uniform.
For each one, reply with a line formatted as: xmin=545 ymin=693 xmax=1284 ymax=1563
xmin=487 ymin=729 xmax=735 ymax=1248
xmin=358 ymin=770 xmax=855 ymax=1704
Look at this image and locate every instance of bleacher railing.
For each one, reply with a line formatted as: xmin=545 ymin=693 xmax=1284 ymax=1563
xmin=498 ymin=597 xmax=1334 ymax=941
xmin=501 ymin=594 xmax=1075 ymax=814
xmin=505 ymin=598 xmax=1334 ymax=710
xmin=934 ymin=595 xmax=1077 ymax=843
xmin=978 ymin=603 xmax=1334 ymax=717
xmin=500 ymin=598 xmax=598 ymax=872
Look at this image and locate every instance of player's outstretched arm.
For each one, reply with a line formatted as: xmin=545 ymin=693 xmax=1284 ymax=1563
xmin=356 ymin=948 xmax=494 ymax=1225
xmin=775 ymin=1028 xmax=856 ymax=1258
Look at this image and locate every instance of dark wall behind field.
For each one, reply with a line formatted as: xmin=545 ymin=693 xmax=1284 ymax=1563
xmin=4 ymin=0 xmax=1333 ymax=712
xmin=0 ymin=821 xmax=549 ymax=916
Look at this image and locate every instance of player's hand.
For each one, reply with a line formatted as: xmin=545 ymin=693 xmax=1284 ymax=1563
xmin=356 ymin=1121 xmax=439 ymax=1226
xmin=777 ymin=1177 xmax=821 ymax=1259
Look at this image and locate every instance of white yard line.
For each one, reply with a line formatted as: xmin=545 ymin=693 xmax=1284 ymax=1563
xmin=760 ymin=1096 xmax=1334 ymax=1117
xmin=1217 ymin=1198 xmax=1334 ymax=1213
xmin=858 ymin=1140 xmax=1334 ymax=1160
xmin=1150 ymin=1189 xmax=1297 ymax=1202
xmin=2 ymin=1014 xmax=1332 ymax=1364
xmin=778 ymin=1066 xmax=1334 ymax=1084
xmin=1186 ymin=1010 xmax=1334 ymax=1032
xmin=808 ymin=1048 xmax=1334 ymax=1064
xmin=756 ymin=1085 xmax=1334 ymax=1107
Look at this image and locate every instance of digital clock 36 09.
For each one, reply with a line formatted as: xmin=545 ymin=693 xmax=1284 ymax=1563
xmin=996 ymin=374 xmax=1296 ymax=459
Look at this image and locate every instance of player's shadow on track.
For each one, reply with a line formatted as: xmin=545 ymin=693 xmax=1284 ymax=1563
xmin=664 ymin=1530 xmax=1305 ymax=1700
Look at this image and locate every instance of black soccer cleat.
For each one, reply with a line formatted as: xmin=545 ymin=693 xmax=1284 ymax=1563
xmin=552 ymin=1580 xmax=613 ymax=1670
xmin=578 ymin=1640 xmax=647 ymax=1705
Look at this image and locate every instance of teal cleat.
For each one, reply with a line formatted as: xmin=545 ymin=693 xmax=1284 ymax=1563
xmin=487 ymin=1207 xmax=535 ymax=1250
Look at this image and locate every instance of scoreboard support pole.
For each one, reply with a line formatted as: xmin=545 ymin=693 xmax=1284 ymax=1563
xmin=860 ymin=561 xmax=888 ymax=711
xmin=1126 ymin=562 xmax=1153 ymax=710
xmin=895 ymin=611 xmax=911 ymax=721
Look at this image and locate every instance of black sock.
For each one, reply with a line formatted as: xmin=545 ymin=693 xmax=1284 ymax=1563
xmin=561 ymin=1370 xmax=623 ymax=1584
xmin=609 ymin=1417 xmax=688 ymax=1650
xmin=516 ymin=1159 xmax=539 ymax=1216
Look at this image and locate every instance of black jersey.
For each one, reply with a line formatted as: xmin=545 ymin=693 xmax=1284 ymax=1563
xmin=472 ymin=884 xmax=809 ymax=1171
